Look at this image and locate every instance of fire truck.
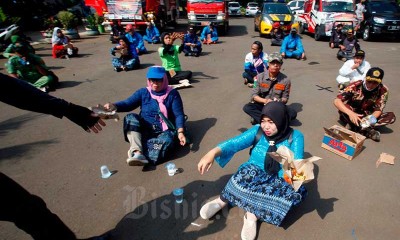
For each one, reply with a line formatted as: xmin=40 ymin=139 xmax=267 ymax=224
xmin=186 ymin=0 xmax=229 ymax=35
xmin=296 ymin=0 xmax=357 ymax=41
xmin=85 ymin=0 xmax=178 ymax=31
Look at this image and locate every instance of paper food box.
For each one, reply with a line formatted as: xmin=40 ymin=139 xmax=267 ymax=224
xmin=321 ymin=125 xmax=366 ymax=160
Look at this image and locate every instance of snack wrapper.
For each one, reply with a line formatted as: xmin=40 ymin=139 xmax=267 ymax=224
xmin=268 ymin=146 xmax=321 ymax=191
xmin=89 ymin=105 xmax=119 ymax=121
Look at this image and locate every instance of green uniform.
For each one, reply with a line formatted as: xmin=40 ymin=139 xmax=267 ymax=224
xmin=158 ymin=45 xmax=182 ymax=71
xmin=6 ymin=54 xmax=54 ymax=88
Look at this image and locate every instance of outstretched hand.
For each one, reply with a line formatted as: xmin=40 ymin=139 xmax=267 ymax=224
xmin=198 ymin=148 xmax=220 ymax=175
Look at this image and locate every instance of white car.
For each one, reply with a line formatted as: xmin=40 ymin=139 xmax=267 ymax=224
xmin=228 ymin=2 xmax=242 ymax=16
xmin=245 ymin=2 xmax=259 ymax=17
xmin=287 ymin=0 xmax=305 ymax=14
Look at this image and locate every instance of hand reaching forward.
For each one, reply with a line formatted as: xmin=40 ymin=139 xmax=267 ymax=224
xmin=197 ymin=147 xmax=221 ymax=175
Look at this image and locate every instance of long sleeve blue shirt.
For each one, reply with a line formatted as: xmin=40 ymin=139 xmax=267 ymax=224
xmin=114 ymin=88 xmax=185 ymax=131
xmin=280 ymin=34 xmax=304 ymax=54
xmin=216 ymin=125 xmax=304 ymax=178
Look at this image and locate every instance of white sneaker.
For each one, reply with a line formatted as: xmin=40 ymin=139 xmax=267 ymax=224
xmin=199 ymin=199 xmax=224 ymax=219
xmin=241 ymin=214 xmax=257 ymax=240
xmin=126 ymin=152 xmax=149 ymax=166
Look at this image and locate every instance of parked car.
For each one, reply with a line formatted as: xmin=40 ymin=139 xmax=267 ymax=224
xmin=254 ymin=2 xmax=299 ymax=37
xmin=360 ymin=0 xmax=400 ymax=41
xmin=228 ymin=2 xmax=242 ymax=16
xmin=287 ymin=0 xmax=305 ymax=14
xmin=246 ymin=2 xmax=259 ymax=17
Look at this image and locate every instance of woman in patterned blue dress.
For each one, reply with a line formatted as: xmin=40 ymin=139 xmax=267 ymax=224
xmin=198 ymin=102 xmax=307 ymax=240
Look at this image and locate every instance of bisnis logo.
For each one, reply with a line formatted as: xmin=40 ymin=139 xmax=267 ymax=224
xmin=328 ymin=139 xmax=347 ymax=153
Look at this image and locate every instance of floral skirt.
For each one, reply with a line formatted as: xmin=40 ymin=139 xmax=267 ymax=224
xmin=221 ymin=163 xmax=307 ymax=226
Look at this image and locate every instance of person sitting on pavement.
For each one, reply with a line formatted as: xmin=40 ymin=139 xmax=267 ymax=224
xmin=51 ymin=27 xmax=79 ymax=59
xmin=280 ymin=28 xmax=306 ymax=60
xmin=3 ymin=35 xmax=35 ymax=58
xmin=182 ymin=26 xmax=202 ymax=57
xmin=337 ymin=28 xmax=360 ymax=62
xmin=110 ymin=36 xmax=140 ymax=72
xmin=333 ymin=67 xmax=396 ymax=142
xmin=336 ymin=49 xmax=371 ymax=90
xmin=102 ymin=66 xmax=187 ymax=167
xmin=270 ymin=22 xmax=285 ymax=46
xmin=243 ymin=52 xmax=297 ymax=125
xmin=125 ymin=24 xmax=148 ymax=55
xmin=110 ymin=19 xmax=125 ymax=43
xmin=6 ymin=45 xmax=59 ymax=92
xmin=200 ymin=22 xmax=218 ymax=44
xmin=143 ymin=22 xmax=161 ymax=44
xmin=158 ymin=32 xmax=192 ymax=85
xmin=243 ymin=41 xmax=268 ymax=88
xmin=198 ymin=102 xmax=307 ymax=240
xmin=329 ymin=23 xmax=345 ymax=49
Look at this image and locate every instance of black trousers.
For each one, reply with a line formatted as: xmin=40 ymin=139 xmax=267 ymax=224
xmin=166 ymin=70 xmax=192 ymax=85
xmin=243 ymin=102 xmax=297 ymax=124
xmin=0 ymin=172 xmax=77 ymax=240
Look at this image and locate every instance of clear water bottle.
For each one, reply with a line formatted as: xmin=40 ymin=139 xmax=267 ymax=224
xmin=253 ymin=76 xmax=258 ymax=88
xmin=360 ymin=115 xmax=377 ymax=129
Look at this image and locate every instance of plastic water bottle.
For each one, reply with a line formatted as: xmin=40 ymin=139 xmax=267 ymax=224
xmin=360 ymin=115 xmax=377 ymax=129
xmin=253 ymin=76 xmax=258 ymax=88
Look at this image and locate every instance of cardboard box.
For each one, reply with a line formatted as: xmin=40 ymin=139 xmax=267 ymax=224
xmin=321 ymin=125 xmax=366 ymax=160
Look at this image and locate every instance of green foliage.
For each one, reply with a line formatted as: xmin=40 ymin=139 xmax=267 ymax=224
xmin=0 ymin=7 xmax=6 ymax=24
xmin=95 ymin=13 xmax=104 ymax=25
xmin=57 ymin=11 xmax=78 ymax=30
xmin=86 ymin=14 xmax=97 ymax=30
xmin=43 ymin=17 xmax=60 ymax=31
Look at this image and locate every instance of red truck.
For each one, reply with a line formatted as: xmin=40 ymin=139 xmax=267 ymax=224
xmin=186 ymin=0 xmax=229 ymax=35
xmin=85 ymin=0 xmax=178 ymax=31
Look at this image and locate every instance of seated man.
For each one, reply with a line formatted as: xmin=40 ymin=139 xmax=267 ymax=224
xmin=143 ymin=22 xmax=161 ymax=44
xmin=183 ymin=26 xmax=202 ymax=57
xmin=337 ymin=29 xmax=360 ymax=61
xmin=243 ymin=52 xmax=297 ymax=124
xmin=6 ymin=45 xmax=58 ymax=92
xmin=200 ymin=22 xmax=218 ymax=44
xmin=336 ymin=49 xmax=371 ymax=90
xmin=270 ymin=22 xmax=285 ymax=46
xmin=329 ymin=23 xmax=345 ymax=49
xmin=334 ymin=67 xmax=396 ymax=142
xmin=242 ymin=41 xmax=268 ymax=88
xmin=110 ymin=20 xmax=124 ymax=43
xmin=280 ymin=28 xmax=306 ymax=60
xmin=125 ymin=24 xmax=148 ymax=55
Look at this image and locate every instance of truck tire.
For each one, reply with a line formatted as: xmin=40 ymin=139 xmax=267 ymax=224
xmin=220 ymin=22 xmax=229 ymax=36
xmin=362 ymin=25 xmax=372 ymax=41
xmin=299 ymin=23 xmax=305 ymax=34
xmin=314 ymin=25 xmax=322 ymax=41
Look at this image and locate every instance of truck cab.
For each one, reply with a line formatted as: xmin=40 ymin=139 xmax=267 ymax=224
xmin=186 ymin=0 xmax=229 ymax=35
xmin=297 ymin=0 xmax=357 ymax=40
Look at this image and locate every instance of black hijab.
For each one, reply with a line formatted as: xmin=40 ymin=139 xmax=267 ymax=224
xmin=260 ymin=102 xmax=293 ymax=173
xmin=160 ymin=32 xmax=175 ymax=55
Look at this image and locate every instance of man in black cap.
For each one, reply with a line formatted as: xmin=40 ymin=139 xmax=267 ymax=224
xmin=337 ymin=28 xmax=360 ymax=61
xmin=183 ymin=26 xmax=202 ymax=57
xmin=329 ymin=23 xmax=345 ymax=49
xmin=334 ymin=67 xmax=396 ymax=142
xmin=336 ymin=49 xmax=371 ymax=90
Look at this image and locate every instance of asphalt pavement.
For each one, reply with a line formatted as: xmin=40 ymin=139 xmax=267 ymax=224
xmin=0 ymin=18 xmax=399 ymax=240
